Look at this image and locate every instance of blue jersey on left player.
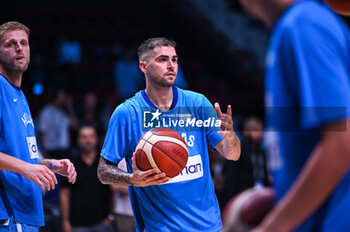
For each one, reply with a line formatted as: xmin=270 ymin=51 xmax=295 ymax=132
xmin=101 ymin=86 xmax=224 ymax=232
xmin=0 ymin=74 xmax=44 ymax=226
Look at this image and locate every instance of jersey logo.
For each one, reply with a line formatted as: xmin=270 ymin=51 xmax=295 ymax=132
xmin=21 ymin=113 xmax=34 ymax=128
xmin=161 ymin=154 xmax=203 ymax=185
xmin=13 ymin=98 xmax=18 ymax=102
xmin=27 ymin=136 xmax=39 ymax=159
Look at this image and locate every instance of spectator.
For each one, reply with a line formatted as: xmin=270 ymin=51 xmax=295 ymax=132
xmin=60 ymin=126 xmax=115 ymax=232
xmin=77 ymin=91 xmax=106 ymax=139
xmin=38 ymin=88 xmax=79 ymax=159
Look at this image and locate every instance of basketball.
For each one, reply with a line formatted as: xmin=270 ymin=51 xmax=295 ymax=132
xmin=325 ymin=0 xmax=350 ymax=16
xmin=222 ymin=187 xmax=275 ymax=232
xmin=134 ymin=127 xmax=189 ymax=178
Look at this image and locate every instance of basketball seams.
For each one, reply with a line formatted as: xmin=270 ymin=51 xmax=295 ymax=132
xmin=148 ymin=135 xmax=188 ymax=153
xmin=142 ymin=133 xmax=160 ymax=171
xmin=135 ymin=128 xmax=189 ymax=177
xmin=135 ymin=150 xmax=153 ymax=171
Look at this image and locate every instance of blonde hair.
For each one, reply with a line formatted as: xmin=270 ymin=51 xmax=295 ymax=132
xmin=0 ymin=21 xmax=30 ymax=42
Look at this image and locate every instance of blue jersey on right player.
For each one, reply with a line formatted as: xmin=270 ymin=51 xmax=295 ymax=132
xmin=265 ymin=1 xmax=350 ymax=231
xmin=101 ymin=86 xmax=224 ymax=232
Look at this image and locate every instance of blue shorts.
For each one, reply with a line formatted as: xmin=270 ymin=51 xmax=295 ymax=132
xmin=0 ymin=215 xmax=38 ymax=232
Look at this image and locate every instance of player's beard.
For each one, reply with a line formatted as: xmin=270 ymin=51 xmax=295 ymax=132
xmin=0 ymin=54 xmax=30 ymax=74
xmin=149 ymin=73 xmax=177 ymax=88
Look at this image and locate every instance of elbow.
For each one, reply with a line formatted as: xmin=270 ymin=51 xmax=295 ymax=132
xmin=97 ymin=165 xmax=108 ymax=185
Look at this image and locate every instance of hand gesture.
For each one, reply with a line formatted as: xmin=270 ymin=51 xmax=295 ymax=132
xmin=130 ymin=154 xmax=169 ymax=186
xmin=47 ymin=159 xmax=77 ymax=184
xmin=215 ymin=102 xmax=234 ymax=134
xmin=214 ymin=102 xmax=240 ymax=160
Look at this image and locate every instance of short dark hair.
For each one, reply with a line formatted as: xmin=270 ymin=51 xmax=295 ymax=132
xmin=0 ymin=21 xmax=29 ymax=43
xmin=137 ymin=37 xmax=176 ymax=62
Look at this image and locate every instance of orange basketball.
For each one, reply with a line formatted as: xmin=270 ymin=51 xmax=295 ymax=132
xmin=325 ymin=0 xmax=350 ymax=16
xmin=135 ymin=127 xmax=189 ymax=178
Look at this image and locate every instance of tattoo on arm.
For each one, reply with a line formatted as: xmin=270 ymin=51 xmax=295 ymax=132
xmin=97 ymin=157 xmax=133 ymax=186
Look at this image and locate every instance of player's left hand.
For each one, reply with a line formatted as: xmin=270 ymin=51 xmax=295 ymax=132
xmin=214 ymin=102 xmax=234 ymax=135
xmin=214 ymin=102 xmax=241 ymax=160
xmin=47 ymin=159 xmax=77 ymax=184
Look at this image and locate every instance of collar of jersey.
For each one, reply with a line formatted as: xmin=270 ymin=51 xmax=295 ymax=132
xmin=141 ymin=85 xmax=178 ymax=111
xmin=0 ymin=73 xmax=21 ymax=91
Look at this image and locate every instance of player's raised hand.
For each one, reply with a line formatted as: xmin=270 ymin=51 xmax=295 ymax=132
xmin=131 ymin=154 xmax=169 ymax=187
xmin=214 ymin=102 xmax=241 ymax=161
xmin=215 ymin=102 xmax=234 ymax=133
xmin=20 ymin=163 xmax=58 ymax=191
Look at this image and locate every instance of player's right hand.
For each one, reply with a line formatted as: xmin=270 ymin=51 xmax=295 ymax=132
xmin=20 ymin=163 xmax=58 ymax=191
xmin=130 ymin=154 xmax=169 ymax=187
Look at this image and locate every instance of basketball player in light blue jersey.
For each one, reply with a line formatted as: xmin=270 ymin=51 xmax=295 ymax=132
xmin=236 ymin=0 xmax=350 ymax=231
xmin=0 ymin=21 xmax=77 ymax=231
xmin=98 ymin=37 xmax=241 ymax=232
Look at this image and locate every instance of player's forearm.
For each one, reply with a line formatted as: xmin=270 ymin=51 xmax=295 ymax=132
xmin=38 ymin=159 xmax=51 ymax=166
xmin=226 ymin=132 xmax=241 ymax=160
xmin=0 ymin=152 xmax=30 ymax=174
xmin=39 ymin=159 xmax=58 ymax=172
xmin=216 ymin=132 xmax=241 ymax=161
xmin=97 ymin=157 xmax=133 ymax=186
xmin=259 ymin=122 xmax=350 ymax=231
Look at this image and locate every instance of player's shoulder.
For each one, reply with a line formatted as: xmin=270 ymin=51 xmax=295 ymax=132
xmin=275 ymin=0 xmax=348 ymax=48
xmin=282 ymin=1 xmax=339 ymax=29
xmin=177 ymin=87 xmax=207 ymax=102
xmin=177 ymin=87 xmax=214 ymax=108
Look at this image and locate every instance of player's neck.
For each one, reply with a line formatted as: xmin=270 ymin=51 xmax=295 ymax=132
xmin=145 ymin=85 xmax=173 ymax=111
xmin=0 ymin=67 xmax=23 ymax=87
